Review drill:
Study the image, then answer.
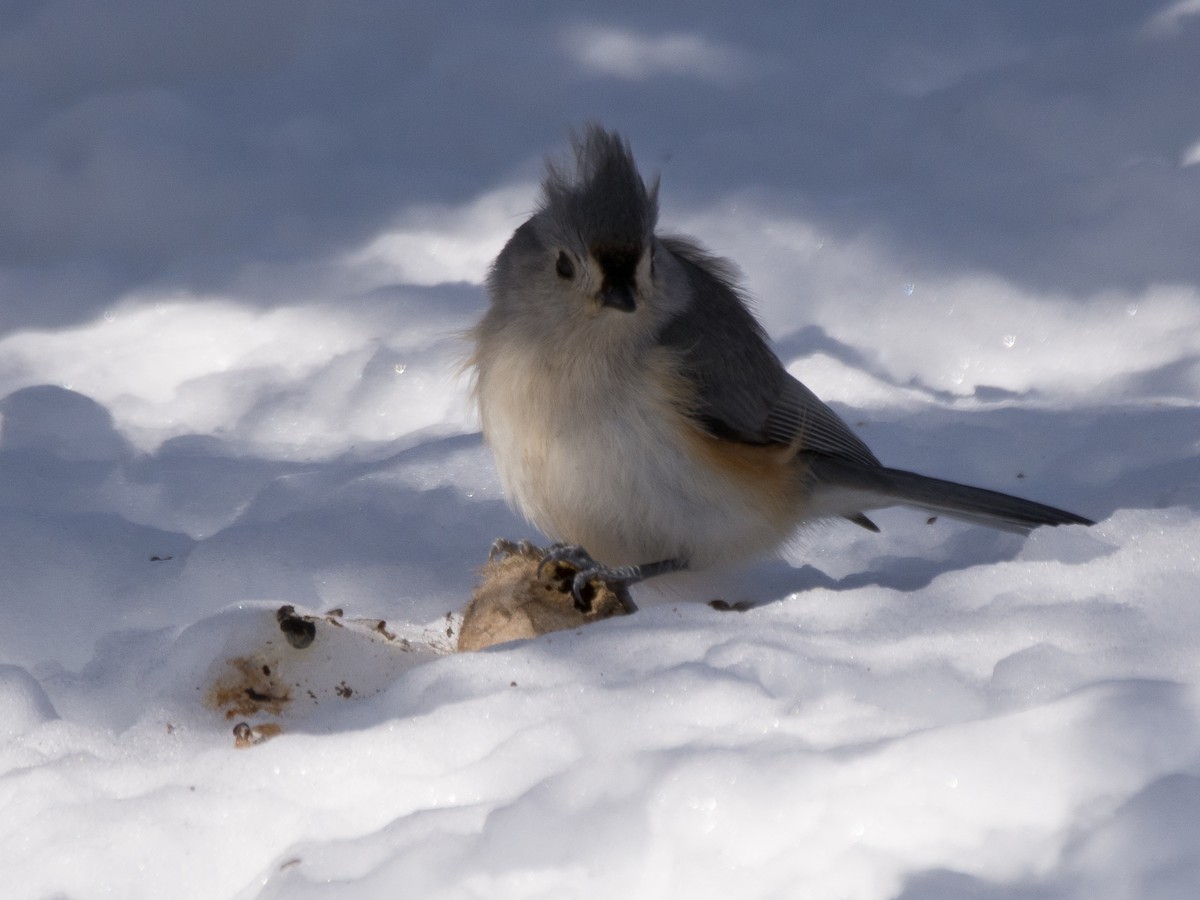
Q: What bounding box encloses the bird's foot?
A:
[536,544,686,614]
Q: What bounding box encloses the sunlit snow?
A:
[2,4,1199,899]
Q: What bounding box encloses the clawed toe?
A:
[488,538,544,561]
[489,541,680,616]
[535,543,596,578]
[536,544,638,614]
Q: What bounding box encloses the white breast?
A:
[476,338,794,568]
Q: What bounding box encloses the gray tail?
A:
[809,457,1094,534]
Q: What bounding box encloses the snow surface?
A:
[3,3,1200,898]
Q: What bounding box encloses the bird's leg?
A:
[536,544,688,613]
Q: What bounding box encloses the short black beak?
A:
[600,282,637,313]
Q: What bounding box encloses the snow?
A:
[2,3,1199,898]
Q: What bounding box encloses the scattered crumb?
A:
[276,605,316,649]
[708,599,756,613]
[373,620,396,641]
[233,721,284,748]
[206,657,291,719]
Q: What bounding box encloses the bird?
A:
[470,124,1092,610]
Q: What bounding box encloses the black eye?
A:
[555,251,575,280]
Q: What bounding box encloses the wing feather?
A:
[657,237,879,468]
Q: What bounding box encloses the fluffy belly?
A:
[481,363,802,568]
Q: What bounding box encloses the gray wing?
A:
[655,240,1091,536]
[657,236,880,469]
[767,375,880,468]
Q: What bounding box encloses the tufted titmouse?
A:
[472,125,1092,609]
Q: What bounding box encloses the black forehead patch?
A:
[592,242,641,287]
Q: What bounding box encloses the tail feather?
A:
[810,457,1094,534]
